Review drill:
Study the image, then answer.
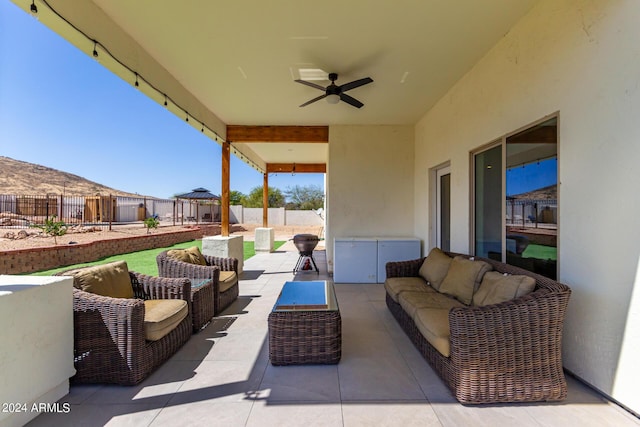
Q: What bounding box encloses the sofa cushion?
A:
[66,260,133,299]
[439,256,492,305]
[167,246,207,266]
[384,277,435,302]
[472,271,536,306]
[414,308,452,357]
[219,271,238,293]
[143,299,189,341]
[398,290,463,319]
[418,248,453,291]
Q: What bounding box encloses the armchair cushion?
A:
[218,271,238,293]
[167,246,207,266]
[143,299,189,341]
[65,260,134,299]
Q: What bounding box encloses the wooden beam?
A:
[263,173,268,228]
[221,141,230,236]
[266,163,326,173]
[227,125,328,143]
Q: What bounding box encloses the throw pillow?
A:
[473,271,536,306]
[418,248,453,291]
[167,246,207,265]
[438,256,492,305]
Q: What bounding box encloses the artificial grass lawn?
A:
[31,240,285,276]
[522,243,557,261]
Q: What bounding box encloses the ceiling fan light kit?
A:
[295,72,373,108]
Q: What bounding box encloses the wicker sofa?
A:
[58,261,192,385]
[156,247,239,316]
[385,249,571,404]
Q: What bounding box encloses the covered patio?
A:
[27,249,638,426]
[7,0,640,423]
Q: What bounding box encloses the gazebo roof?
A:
[175,187,220,200]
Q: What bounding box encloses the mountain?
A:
[510,184,557,200]
[0,156,142,197]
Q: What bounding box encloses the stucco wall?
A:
[326,125,415,272]
[413,0,640,413]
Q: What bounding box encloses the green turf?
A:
[30,240,286,276]
[522,243,557,261]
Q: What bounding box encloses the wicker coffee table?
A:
[268,280,341,365]
[189,278,215,332]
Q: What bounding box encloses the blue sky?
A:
[0,1,324,199]
[507,158,557,197]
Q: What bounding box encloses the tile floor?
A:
[28,249,640,426]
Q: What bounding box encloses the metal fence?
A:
[0,194,221,230]
[506,198,557,228]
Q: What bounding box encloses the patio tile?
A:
[149,401,253,427]
[28,403,162,427]
[341,402,442,427]
[167,360,268,404]
[260,364,341,402]
[246,402,344,427]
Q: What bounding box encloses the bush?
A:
[31,215,67,244]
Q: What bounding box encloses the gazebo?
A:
[174,187,220,224]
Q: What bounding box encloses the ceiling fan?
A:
[295,72,373,108]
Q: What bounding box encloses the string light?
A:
[24,0,267,172]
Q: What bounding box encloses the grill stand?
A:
[294,250,319,273]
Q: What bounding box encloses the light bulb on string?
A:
[134,73,139,87]
[92,40,98,59]
[30,0,38,14]
[163,95,168,107]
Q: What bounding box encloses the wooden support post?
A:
[221,141,230,236]
[263,173,268,228]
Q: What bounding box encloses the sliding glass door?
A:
[473,117,558,279]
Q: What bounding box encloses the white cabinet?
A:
[333,238,378,283]
[377,238,421,282]
[333,237,422,283]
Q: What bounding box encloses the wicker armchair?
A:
[156,250,239,315]
[385,252,571,404]
[57,268,192,385]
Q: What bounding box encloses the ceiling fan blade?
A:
[340,77,373,92]
[295,79,326,91]
[340,93,364,108]
[299,93,328,107]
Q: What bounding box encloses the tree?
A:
[229,190,245,205]
[243,186,285,208]
[284,185,324,210]
[31,215,67,244]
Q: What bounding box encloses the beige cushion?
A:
[167,246,207,265]
[218,271,238,293]
[418,248,453,291]
[144,299,189,341]
[439,256,492,305]
[473,271,536,306]
[384,277,435,302]
[398,290,463,319]
[414,308,452,357]
[66,260,133,299]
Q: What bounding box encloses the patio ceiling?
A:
[19,0,537,169]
